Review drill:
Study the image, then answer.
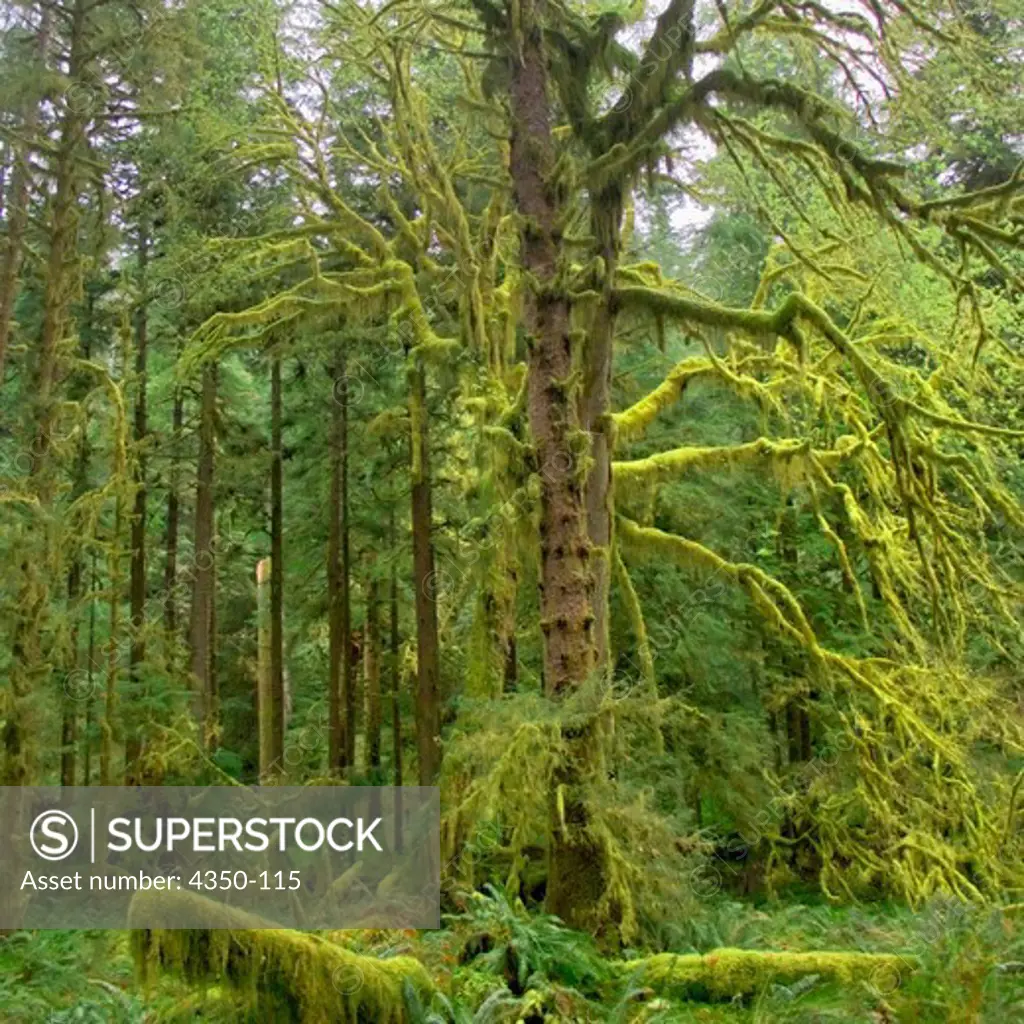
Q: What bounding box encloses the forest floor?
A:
[2,897,1022,1022]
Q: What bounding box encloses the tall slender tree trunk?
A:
[328,355,349,774]
[3,0,89,786]
[778,499,811,765]
[100,498,123,787]
[82,551,97,786]
[60,559,82,788]
[468,535,518,699]
[506,0,603,931]
[409,357,441,785]
[390,510,404,850]
[189,363,217,747]
[269,356,285,774]
[0,139,7,214]
[581,191,624,675]
[163,367,184,642]
[208,546,219,754]
[365,565,382,774]
[0,10,50,392]
[256,558,273,778]
[126,222,149,783]
[341,356,354,770]
[390,511,402,786]
[60,291,95,787]
[99,304,133,786]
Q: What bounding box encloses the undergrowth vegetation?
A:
[4,897,1024,1021]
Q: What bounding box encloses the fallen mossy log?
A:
[129,890,433,1022]
[613,948,917,1001]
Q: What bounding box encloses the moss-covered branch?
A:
[615,948,917,1001]
[612,435,864,486]
[612,355,717,442]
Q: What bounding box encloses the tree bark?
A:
[189,363,217,746]
[365,565,382,774]
[270,356,285,774]
[777,499,811,766]
[0,10,50,392]
[60,559,82,788]
[506,0,603,931]
[409,357,441,785]
[126,221,149,783]
[341,356,355,770]
[390,535,402,781]
[98,300,135,786]
[82,551,98,786]
[60,288,96,787]
[100,497,123,787]
[390,510,404,850]
[256,558,273,779]
[163,377,184,642]
[3,0,89,786]
[468,536,518,699]
[581,191,624,675]
[208,548,219,754]
[509,3,596,696]
[328,355,349,774]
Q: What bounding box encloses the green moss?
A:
[616,948,917,1001]
[129,890,433,1023]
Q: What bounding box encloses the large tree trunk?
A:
[126,222,149,783]
[2,0,88,786]
[0,11,49,391]
[506,0,603,931]
[328,355,350,774]
[269,356,285,775]
[509,12,596,696]
[409,357,441,785]
[189,363,217,747]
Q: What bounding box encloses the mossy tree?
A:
[1,0,1022,963]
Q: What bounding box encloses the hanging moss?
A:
[617,513,1024,905]
[615,948,917,1001]
[129,890,433,1023]
[612,356,716,442]
[612,545,654,690]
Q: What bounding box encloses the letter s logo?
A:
[30,810,79,861]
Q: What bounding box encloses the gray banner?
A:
[0,787,439,929]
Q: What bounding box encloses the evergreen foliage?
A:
[0,0,1022,1016]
